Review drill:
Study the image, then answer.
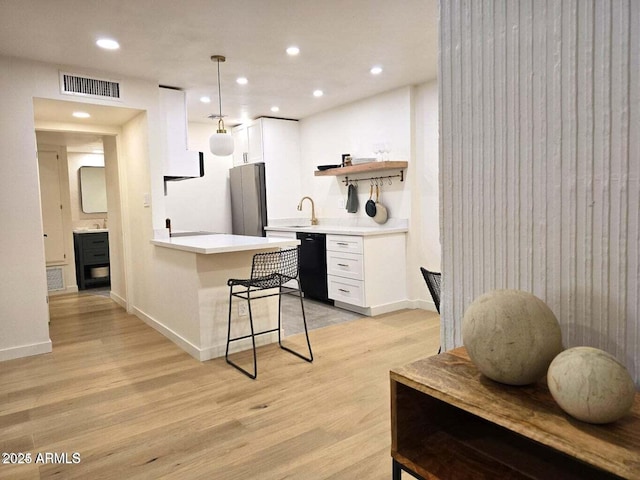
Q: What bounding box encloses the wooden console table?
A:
[390,347,640,479]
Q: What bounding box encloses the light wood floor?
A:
[0,293,440,479]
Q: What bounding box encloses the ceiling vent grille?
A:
[59,72,121,100]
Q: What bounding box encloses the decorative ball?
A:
[462,289,563,385]
[547,347,636,424]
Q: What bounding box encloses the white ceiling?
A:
[0,0,438,126]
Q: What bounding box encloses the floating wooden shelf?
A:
[314,161,408,177]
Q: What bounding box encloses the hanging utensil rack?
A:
[342,172,403,186]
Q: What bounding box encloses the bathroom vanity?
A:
[73,230,110,290]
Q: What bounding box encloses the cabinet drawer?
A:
[83,249,110,265]
[266,230,297,239]
[326,234,363,254]
[81,233,109,249]
[328,275,365,307]
[327,251,363,280]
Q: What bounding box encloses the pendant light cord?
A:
[217,58,223,119]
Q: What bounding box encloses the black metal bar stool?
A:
[420,267,442,354]
[225,247,313,379]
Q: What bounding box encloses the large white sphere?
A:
[547,347,636,424]
[462,289,563,385]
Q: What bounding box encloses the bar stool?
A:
[225,247,313,379]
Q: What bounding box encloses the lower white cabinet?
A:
[265,229,407,315]
[327,275,365,306]
[327,251,364,280]
[265,230,297,240]
[327,233,406,315]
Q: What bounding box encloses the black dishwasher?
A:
[296,232,332,304]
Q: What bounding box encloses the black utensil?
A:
[365,184,377,217]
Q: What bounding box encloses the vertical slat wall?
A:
[439,0,640,383]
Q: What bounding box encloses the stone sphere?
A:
[547,347,636,424]
[462,289,563,385]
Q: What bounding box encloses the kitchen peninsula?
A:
[150,234,299,361]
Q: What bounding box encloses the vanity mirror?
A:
[79,166,107,213]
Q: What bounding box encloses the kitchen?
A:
[3,1,638,479]
[0,1,439,364]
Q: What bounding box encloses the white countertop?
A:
[151,233,299,254]
[264,218,408,236]
[73,228,109,234]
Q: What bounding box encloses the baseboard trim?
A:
[0,340,52,362]
[132,307,203,361]
[110,291,127,310]
[406,298,437,312]
[48,285,79,296]
[333,299,437,316]
[131,307,280,362]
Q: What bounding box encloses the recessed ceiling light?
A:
[96,38,120,50]
[72,111,91,118]
[370,66,383,75]
[286,46,300,56]
[270,106,280,113]
[313,90,324,97]
[236,77,248,85]
[200,96,211,103]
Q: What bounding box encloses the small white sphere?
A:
[547,347,636,424]
[462,290,563,385]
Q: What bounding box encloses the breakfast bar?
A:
[150,234,299,361]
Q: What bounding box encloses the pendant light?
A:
[208,55,234,156]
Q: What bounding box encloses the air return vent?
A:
[59,72,121,100]
[46,267,65,292]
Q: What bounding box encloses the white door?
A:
[38,151,66,264]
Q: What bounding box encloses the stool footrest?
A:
[228,327,280,343]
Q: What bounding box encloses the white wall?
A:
[103,135,127,306]
[164,122,233,233]
[299,84,440,309]
[408,81,440,301]
[0,55,164,361]
[1,56,53,360]
[440,1,640,383]
[299,87,412,222]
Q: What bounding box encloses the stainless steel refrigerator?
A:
[229,162,267,237]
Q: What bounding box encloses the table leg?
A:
[392,459,402,480]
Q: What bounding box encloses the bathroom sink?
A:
[74,228,108,233]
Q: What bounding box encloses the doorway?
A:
[33,97,142,309]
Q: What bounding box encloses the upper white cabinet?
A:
[159,87,201,178]
[232,118,301,219]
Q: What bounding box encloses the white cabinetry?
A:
[327,233,406,315]
[158,87,201,178]
[232,118,301,220]
[265,230,297,240]
[265,229,408,316]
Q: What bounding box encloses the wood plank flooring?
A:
[0,293,440,479]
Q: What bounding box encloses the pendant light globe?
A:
[209,55,234,156]
[209,123,234,156]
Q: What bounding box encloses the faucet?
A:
[297,196,318,225]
